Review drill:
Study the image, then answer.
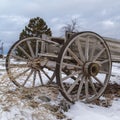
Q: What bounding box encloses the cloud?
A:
[102,20,115,27]
[0,15,28,26]
[0,0,120,54]
[51,18,59,23]
[0,15,30,54]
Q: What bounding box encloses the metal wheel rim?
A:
[6,37,58,88]
[56,31,112,103]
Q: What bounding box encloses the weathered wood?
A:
[103,37,120,62]
[49,35,120,62]
[51,37,65,44]
[56,32,112,103]
[6,37,57,88]
[64,31,120,62]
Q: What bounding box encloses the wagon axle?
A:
[83,62,100,77]
[28,58,41,70]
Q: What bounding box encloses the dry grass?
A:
[0,72,68,120]
[1,66,120,119]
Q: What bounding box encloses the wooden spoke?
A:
[93,48,105,61]
[18,46,32,59]
[48,71,56,84]
[90,41,97,61]
[92,76,104,86]
[41,69,51,80]
[62,71,82,81]
[89,77,97,95]
[10,54,28,61]
[62,62,82,69]
[33,70,36,87]
[75,39,85,62]
[41,41,45,53]
[51,71,56,80]
[14,68,30,79]
[85,78,89,99]
[22,69,34,87]
[9,64,28,68]
[67,76,81,94]
[44,59,49,67]
[36,40,39,57]
[99,70,109,74]
[77,76,85,100]
[38,70,44,85]
[26,40,35,58]
[85,37,89,61]
[100,59,109,64]
[44,65,55,71]
[67,48,83,65]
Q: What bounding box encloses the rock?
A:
[38,96,51,102]
[41,104,67,119]
[59,99,71,112]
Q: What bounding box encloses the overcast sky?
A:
[0,0,120,54]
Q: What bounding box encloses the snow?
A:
[0,58,120,120]
[65,62,120,120]
[65,99,120,120]
[0,105,57,120]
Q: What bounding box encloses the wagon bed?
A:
[103,37,120,62]
[5,31,120,103]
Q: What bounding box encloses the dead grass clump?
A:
[27,100,40,108]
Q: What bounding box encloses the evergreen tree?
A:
[19,17,52,40]
[15,17,52,58]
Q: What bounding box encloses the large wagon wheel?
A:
[6,37,59,88]
[56,31,112,103]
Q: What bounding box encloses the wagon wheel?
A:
[6,37,58,88]
[56,31,112,103]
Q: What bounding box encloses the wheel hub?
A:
[28,58,41,70]
[83,62,100,76]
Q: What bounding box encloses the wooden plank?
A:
[103,37,120,62]
[46,35,120,62]
[38,53,72,60]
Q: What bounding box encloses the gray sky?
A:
[0,0,120,53]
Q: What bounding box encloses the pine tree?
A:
[16,17,52,58]
[19,17,52,40]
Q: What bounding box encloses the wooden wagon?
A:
[5,31,120,103]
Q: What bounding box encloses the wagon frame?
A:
[5,31,120,103]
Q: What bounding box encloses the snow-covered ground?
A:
[0,58,120,120]
[65,99,120,120]
[65,62,120,120]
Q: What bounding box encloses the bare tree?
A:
[62,18,79,33]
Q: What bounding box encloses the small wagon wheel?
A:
[6,37,58,88]
[56,31,112,103]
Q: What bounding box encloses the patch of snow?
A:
[65,99,120,120]
[0,58,120,120]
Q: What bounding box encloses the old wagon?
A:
[5,31,120,103]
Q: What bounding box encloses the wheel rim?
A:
[56,32,112,103]
[6,37,58,88]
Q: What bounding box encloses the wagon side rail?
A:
[103,37,120,62]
